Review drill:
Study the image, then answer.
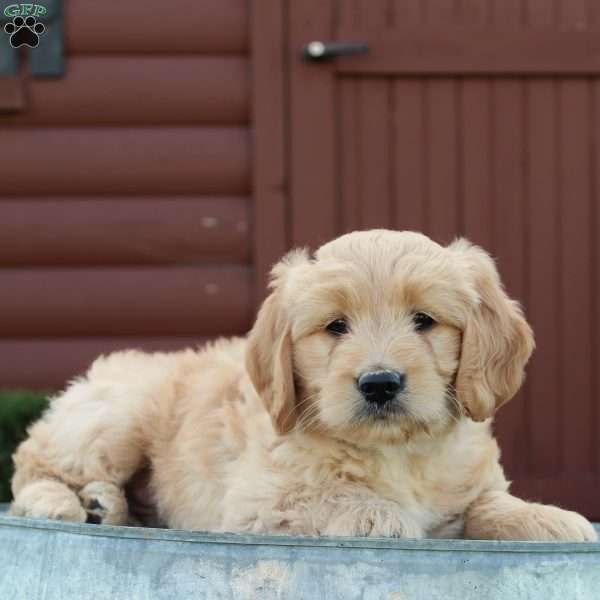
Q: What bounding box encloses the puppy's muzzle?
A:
[357,370,405,406]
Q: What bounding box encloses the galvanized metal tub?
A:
[1,505,599,600]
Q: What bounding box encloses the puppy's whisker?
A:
[299,403,328,433]
[285,392,319,420]
[298,404,322,428]
[296,403,319,425]
[293,398,323,432]
[279,391,321,430]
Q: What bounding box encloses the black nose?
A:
[357,370,405,404]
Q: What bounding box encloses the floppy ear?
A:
[245,288,297,435]
[450,240,535,422]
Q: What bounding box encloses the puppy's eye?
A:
[413,312,436,332]
[326,318,349,336]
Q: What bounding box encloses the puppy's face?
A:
[247,230,534,445]
[290,242,464,442]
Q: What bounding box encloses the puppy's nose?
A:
[357,370,405,404]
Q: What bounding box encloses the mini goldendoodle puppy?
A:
[10,230,597,541]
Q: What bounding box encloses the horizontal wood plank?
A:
[0,57,249,126]
[0,267,252,336]
[0,197,250,266]
[334,29,600,74]
[0,128,249,195]
[0,77,25,112]
[66,0,248,54]
[0,337,213,389]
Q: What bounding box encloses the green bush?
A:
[0,391,49,503]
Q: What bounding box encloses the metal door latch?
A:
[302,40,369,62]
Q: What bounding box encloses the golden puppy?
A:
[10,230,597,541]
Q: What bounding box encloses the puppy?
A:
[10,230,597,541]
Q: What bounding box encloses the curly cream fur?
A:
[10,230,596,541]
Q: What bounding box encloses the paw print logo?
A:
[4,16,45,48]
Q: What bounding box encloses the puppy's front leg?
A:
[320,495,424,539]
[465,490,597,542]
[11,480,87,522]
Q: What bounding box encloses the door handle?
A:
[302,40,369,62]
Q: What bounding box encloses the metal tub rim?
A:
[1,504,599,555]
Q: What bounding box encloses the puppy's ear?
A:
[246,252,309,434]
[450,240,535,421]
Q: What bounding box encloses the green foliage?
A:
[0,391,49,503]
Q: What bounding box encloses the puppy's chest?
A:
[289,451,448,535]
[363,454,435,507]
[280,445,438,510]
[319,448,470,517]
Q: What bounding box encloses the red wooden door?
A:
[287,0,600,518]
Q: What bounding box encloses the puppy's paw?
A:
[527,504,598,542]
[322,501,423,539]
[466,491,598,542]
[79,481,130,525]
[10,480,87,523]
